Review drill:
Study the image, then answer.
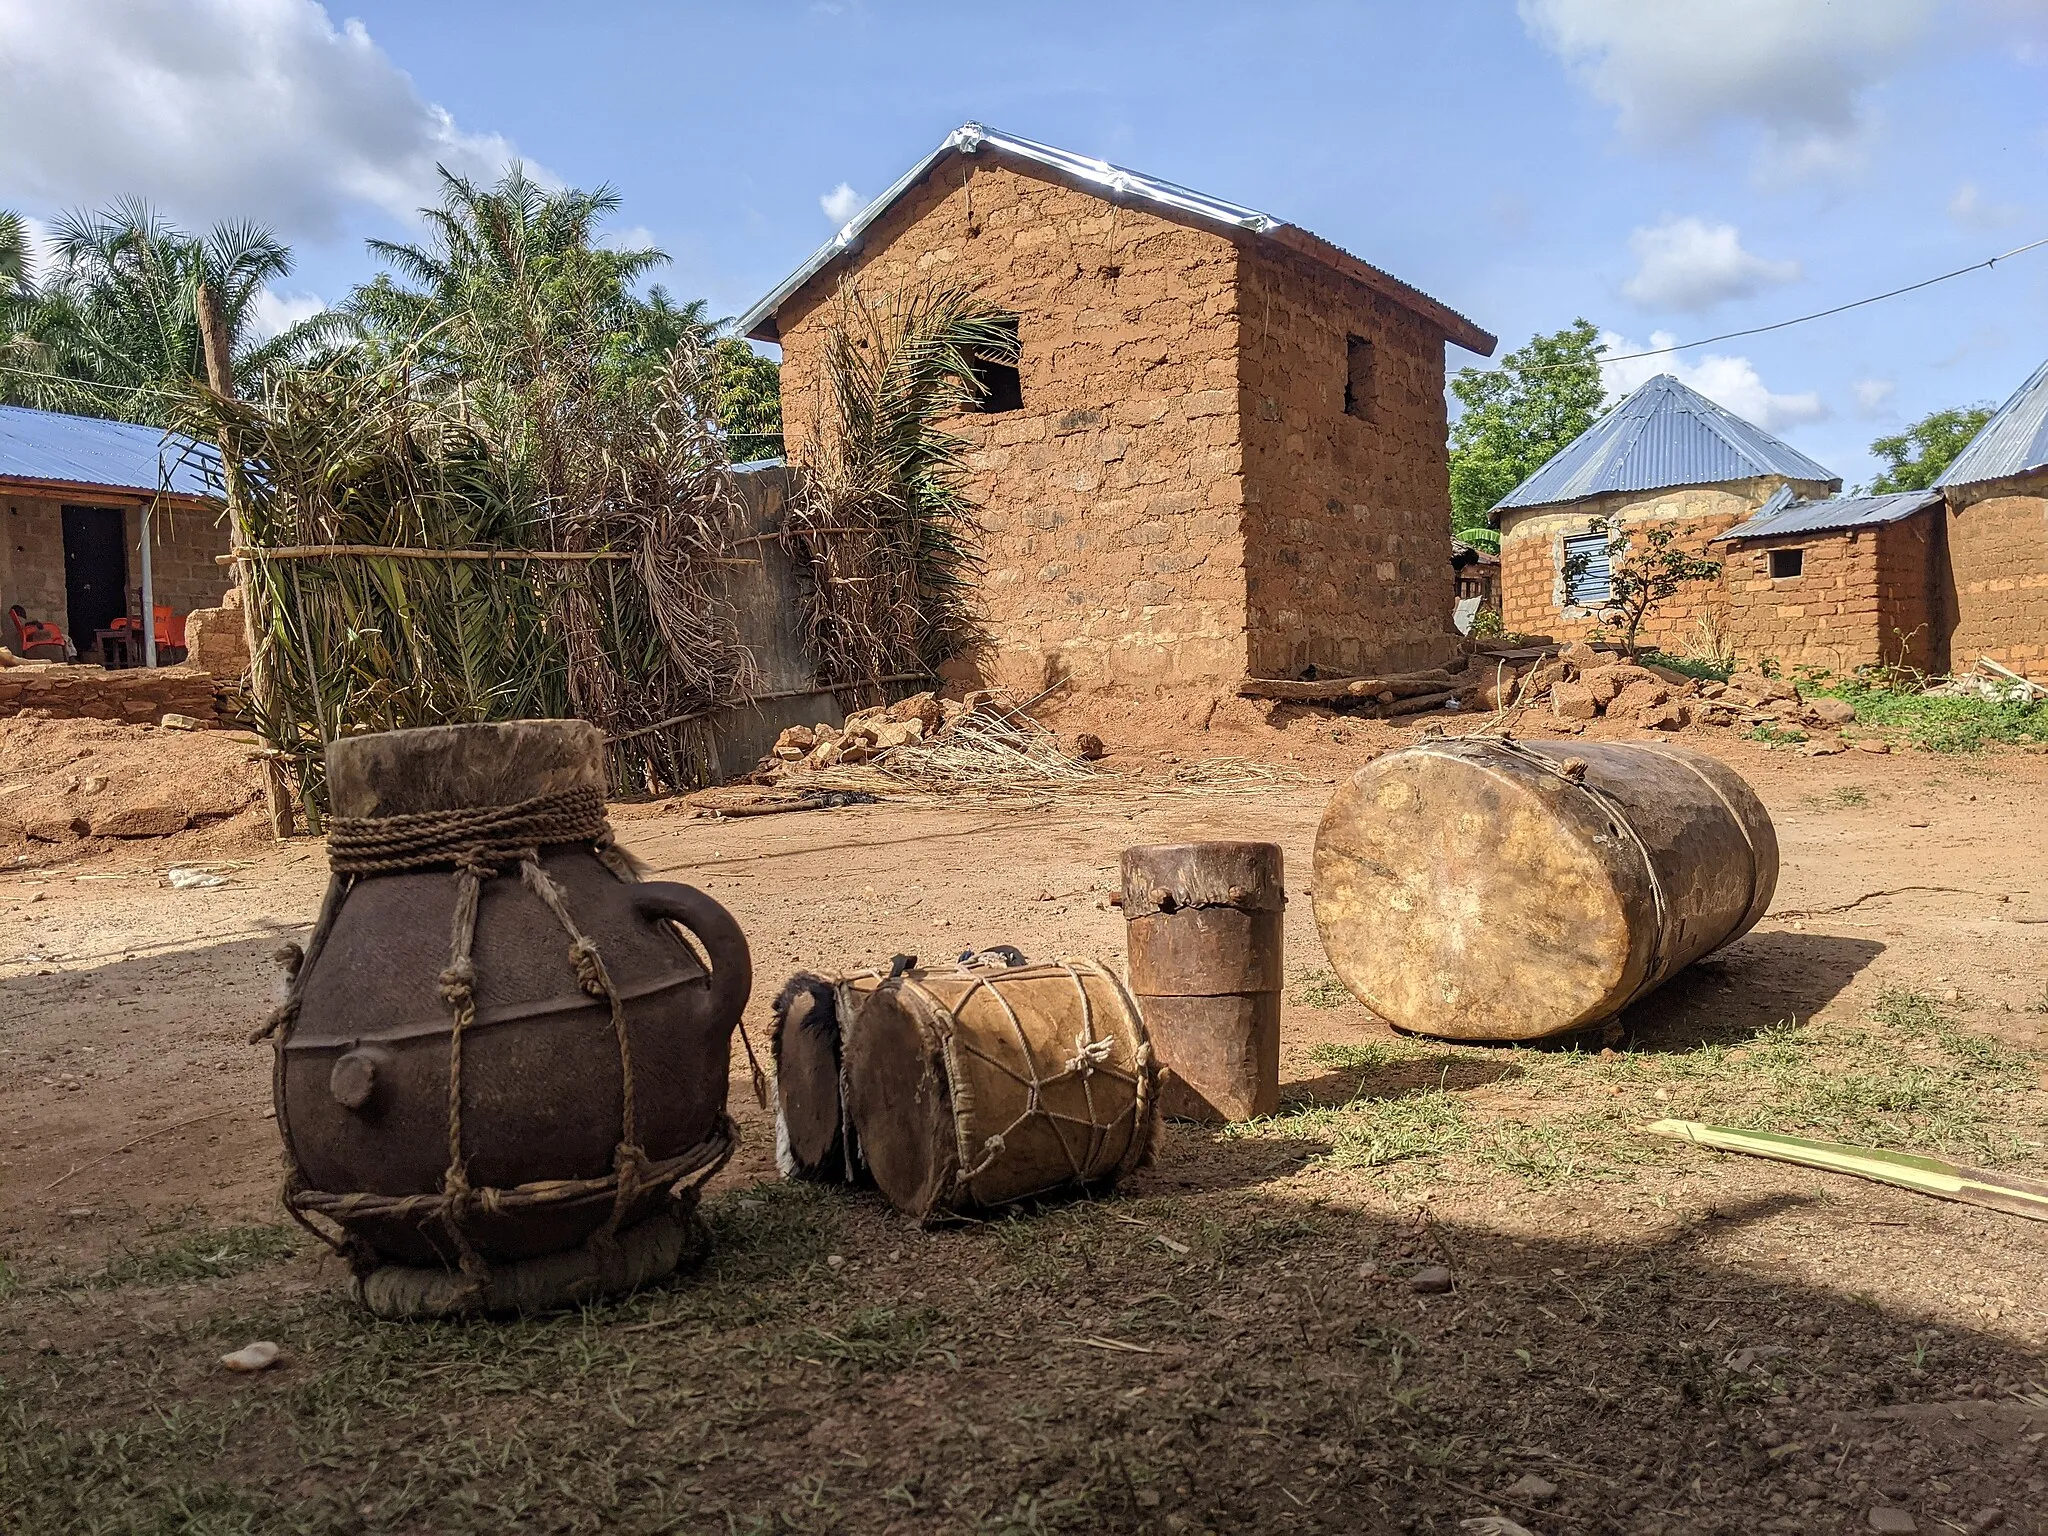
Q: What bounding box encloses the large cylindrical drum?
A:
[839,956,1157,1219]
[1313,739,1776,1040]
[271,721,749,1293]
[1121,842,1283,1123]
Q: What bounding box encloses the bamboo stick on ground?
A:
[1648,1119,2048,1222]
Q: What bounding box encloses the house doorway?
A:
[62,505,128,647]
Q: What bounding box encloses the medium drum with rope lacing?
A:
[830,954,1158,1219]
[1312,739,1777,1041]
[264,720,750,1316]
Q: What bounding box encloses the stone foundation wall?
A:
[0,663,229,724]
[1235,245,1455,677]
[1943,477,2048,679]
[1497,478,1832,656]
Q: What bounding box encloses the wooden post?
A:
[195,283,294,839]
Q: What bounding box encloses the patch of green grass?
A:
[1808,784,1869,809]
[1746,723,1808,747]
[88,1223,301,1290]
[1869,984,1946,1034]
[1289,968,1358,1009]
[1306,1040,1407,1073]
[1815,679,2048,753]
[1641,650,1733,683]
[772,1304,949,1376]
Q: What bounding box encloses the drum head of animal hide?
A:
[842,988,957,1218]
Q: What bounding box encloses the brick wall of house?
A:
[1496,477,1832,654]
[1234,246,1455,677]
[1,492,232,650]
[772,159,1253,694]
[1942,474,2048,679]
[1721,510,1937,674]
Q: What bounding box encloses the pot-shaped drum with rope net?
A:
[1312,739,1777,1041]
[265,721,750,1316]
[794,953,1158,1219]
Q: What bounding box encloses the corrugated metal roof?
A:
[1934,355,2048,489]
[738,122,1494,355]
[0,404,216,500]
[1490,373,1839,519]
[1715,486,1939,542]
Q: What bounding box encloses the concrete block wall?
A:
[1943,476,2048,679]
[1497,478,1831,655]
[774,160,1252,694]
[1235,245,1455,676]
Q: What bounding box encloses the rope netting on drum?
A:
[256,787,735,1307]
[887,956,1155,1204]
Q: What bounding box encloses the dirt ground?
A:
[4,702,2047,1535]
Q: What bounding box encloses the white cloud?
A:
[1852,377,1897,417]
[1622,216,1801,312]
[248,287,327,342]
[1600,329,1827,431]
[597,224,661,254]
[1520,0,1933,175]
[820,183,865,225]
[0,0,539,239]
[1947,181,2023,229]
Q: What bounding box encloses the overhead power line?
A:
[1510,233,2048,375]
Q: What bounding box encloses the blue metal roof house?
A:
[1489,373,1847,664]
[0,405,229,662]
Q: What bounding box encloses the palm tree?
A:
[2,199,301,424]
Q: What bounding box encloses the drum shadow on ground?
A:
[1612,928,1886,1054]
[1277,1053,1525,1113]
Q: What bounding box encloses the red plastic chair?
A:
[8,605,67,662]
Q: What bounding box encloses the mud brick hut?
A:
[0,405,230,661]
[1710,487,1945,672]
[1490,373,1840,657]
[741,123,1497,695]
[1933,355,2048,680]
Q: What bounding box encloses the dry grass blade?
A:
[867,706,1097,795]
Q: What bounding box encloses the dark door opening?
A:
[62,505,128,647]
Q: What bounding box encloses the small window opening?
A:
[968,317,1023,414]
[1344,334,1376,420]
[1769,547,1804,579]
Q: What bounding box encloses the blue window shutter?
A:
[1563,533,1611,606]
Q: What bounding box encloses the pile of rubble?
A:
[1530,643,1869,749]
[764,690,956,774]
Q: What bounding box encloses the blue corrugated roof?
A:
[1934,356,2048,489]
[1715,486,1939,542]
[1490,373,1839,520]
[0,404,217,501]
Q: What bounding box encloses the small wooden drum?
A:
[779,955,1158,1219]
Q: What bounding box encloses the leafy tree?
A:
[1867,404,1995,493]
[1,198,300,424]
[1562,518,1721,658]
[712,337,782,461]
[1448,319,1606,534]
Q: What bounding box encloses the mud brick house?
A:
[1491,374,1839,657]
[1933,356,2048,680]
[741,123,1496,694]
[1710,487,1944,672]
[0,405,229,661]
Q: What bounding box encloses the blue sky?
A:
[3,0,2045,486]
